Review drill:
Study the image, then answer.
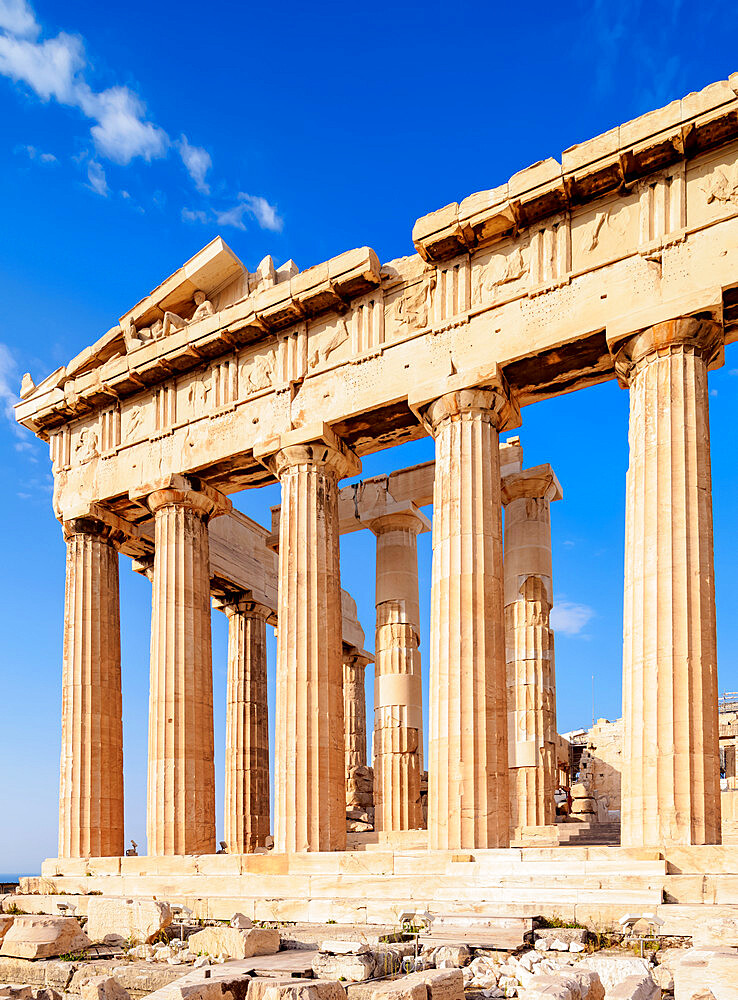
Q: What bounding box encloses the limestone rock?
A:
[0,917,14,943]
[401,968,465,1000]
[230,913,253,929]
[674,948,738,1000]
[576,957,652,992]
[570,783,591,799]
[606,975,658,1000]
[253,982,347,1000]
[432,945,471,968]
[534,929,588,947]
[86,898,173,945]
[79,977,131,1000]
[320,941,370,955]
[312,952,374,982]
[0,916,91,960]
[188,925,279,959]
[346,982,426,1000]
[372,943,415,977]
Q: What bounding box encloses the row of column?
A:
[58,315,723,856]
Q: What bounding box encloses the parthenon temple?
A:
[15,73,738,930]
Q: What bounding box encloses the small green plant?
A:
[60,951,88,962]
[327,919,336,925]
[537,917,582,930]
[5,903,22,915]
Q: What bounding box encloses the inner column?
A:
[217,594,271,854]
[501,461,561,834]
[59,516,124,858]
[423,381,519,849]
[371,509,425,832]
[614,316,722,846]
[269,438,360,853]
[145,479,227,856]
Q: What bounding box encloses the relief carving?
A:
[309,318,349,369]
[188,377,212,416]
[474,246,527,301]
[124,290,215,352]
[241,349,276,394]
[702,162,738,207]
[75,428,99,463]
[390,278,429,331]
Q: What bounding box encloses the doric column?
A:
[343,649,368,772]
[59,516,124,858]
[143,478,229,856]
[263,433,360,853]
[371,509,425,832]
[613,316,722,846]
[216,594,271,854]
[502,463,562,832]
[421,378,519,849]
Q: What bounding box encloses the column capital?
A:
[130,474,231,520]
[342,645,373,670]
[367,504,430,537]
[213,591,273,622]
[254,421,361,481]
[501,464,563,506]
[62,504,140,549]
[611,316,724,386]
[409,363,521,436]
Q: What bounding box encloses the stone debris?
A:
[252,982,347,1000]
[319,942,370,956]
[0,917,91,960]
[311,952,374,983]
[575,957,654,992]
[534,930,588,948]
[86,901,172,947]
[673,947,738,1000]
[423,946,471,969]
[0,919,15,945]
[187,927,279,960]
[229,916,252,931]
[79,977,131,1000]
[606,976,658,1000]
[398,969,464,1000]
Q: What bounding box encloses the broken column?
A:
[257,429,360,852]
[59,515,125,858]
[215,592,271,853]
[501,449,561,833]
[141,476,230,855]
[416,372,519,849]
[612,317,722,846]
[371,508,427,832]
[343,647,374,829]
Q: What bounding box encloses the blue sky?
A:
[2,0,738,873]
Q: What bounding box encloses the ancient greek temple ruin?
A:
[15,74,738,928]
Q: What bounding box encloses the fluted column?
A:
[145,480,226,855]
[59,516,124,858]
[423,381,519,849]
[502,464,561,832]
[344,650,368,771]
[371,510,425,831]
[218,595,271,854]
[268,437,360,853]
[614,317,722,846]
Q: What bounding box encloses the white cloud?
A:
[216,193,283,232]
[182,207,208,224]
[178,135,211,194]
[0,341,31,443]
[551,600,595,637]
[18,142,55,161]
[0,0,38,38]
[82,85,168,164]
[0,29,84,102]
[86,159,108,196]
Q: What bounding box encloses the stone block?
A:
[429,946,471,968]
[534,929,588,947]
[570,784,591,800]
[0,917,14,944]
[674,947,738,1000]
[254,983,347,1000]
[320,941,370,955]
[312,952,374,982]
[0,915,91,959]
[86,898,173,945]
[230,914,253,930]
[401,968,464,1000]
[346,982,426,1000]
[188,926,279,959]
[576,957,652,992]
[606,975,658,1000]
[80,977,131,1000]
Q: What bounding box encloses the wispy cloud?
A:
[18,143,56,162]
[216,193,283,232]
[551,600,595,637]
[182,207,208,224]
[0,0,282,230]
[86,159,108,197]
[0,341,32,446]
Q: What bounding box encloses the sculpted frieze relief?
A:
[241,347,277,395]
[571,197,636,271]
[702,160,738,207]
[387,277,430,338]
[123,290,215,352]
[308,317,350,370]
[472,244,529,306]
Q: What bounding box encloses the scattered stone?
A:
[86,899,172,947]
[431,945,471,969]
[0,916,91,960]
[569,943,585,954]
[312,952,374,982]
[576,957,652,992]
[534,929,588,947]
[0,988,33,1000]
[401,968,464,1000]
[320,941,370,956]
[0,917,15,945]
[346,981,426,1000]
[192,957,209,970]
[187,926,279,960]
[606,975,658,1000]
[674,947,738,1000]
[534,942,548,953]
[253,982,347,1000]
[549,940,569,952]
[79,977,131,1000]
[230,914,252,930]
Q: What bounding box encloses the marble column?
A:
[615,317,722,846]
[269,438,360,853]
[343,649,368,771]
[218,594,271,854]
[423,383,519,849]
[502,464,561,832]
[146,481,224,856]
[59,516,124,858]
[371,510,425,832]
